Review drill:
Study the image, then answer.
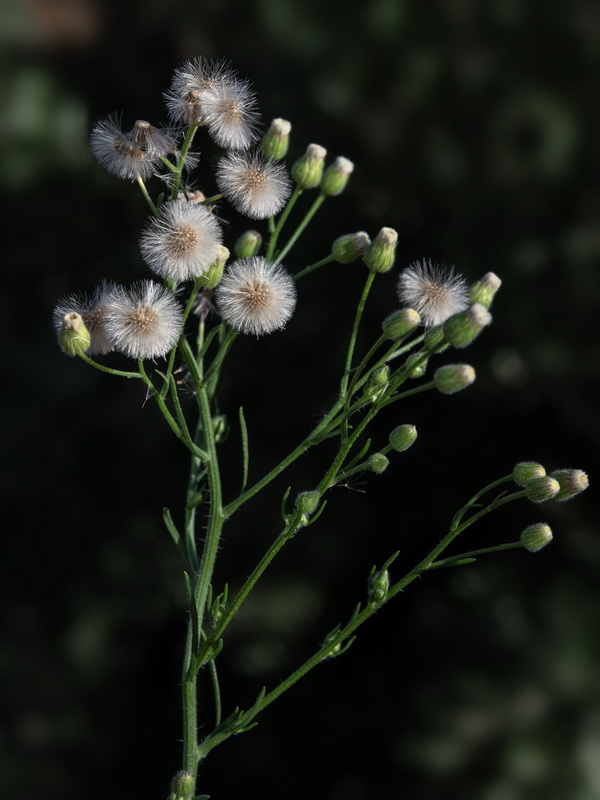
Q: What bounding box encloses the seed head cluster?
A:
[216,152,291,219]
[397,260,469,327]
[91,117,177,181]
[216,258,297,336]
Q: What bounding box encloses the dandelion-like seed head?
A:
[216,152,291,220]
[397,259,469,327]
[104,281,183,360]
[140,199,223,282]
[90,117,176,181]
[216,257,297,336]
[53,281,120,355]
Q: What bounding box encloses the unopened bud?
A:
[364,365,389,401]
[363,227,398,274]
[321,156,354,196]
[469,272,502,309]
[234,230,262,259]
[382,308,421,340]
[444,303,492,348]
[524,475,560,503]
[292,143,327,189]
[520,522,553,552]
[332,231,371,264]
[260,118,291,160]
[424,325,449,353]
[368,568,390,606]
[512,462,546,487]
[368,453,389,473]
[58,312,91,357]
[389,424,418,452]
[550,469,589,502]
[169,770,195,800]
[294,490,320,516]
[434,364,476,394]
[198,245,229,288]
[405,352,428,378]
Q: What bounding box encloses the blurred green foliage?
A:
[2,1,598,799]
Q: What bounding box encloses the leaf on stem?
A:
[238,406,249,492]
[184,571,200,656]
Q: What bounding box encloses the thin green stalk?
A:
[340,271,376,397]
[273,193,326,266]
[136,176,159,215]
[293,254,335,281]
[171,122,199,200]
[266,185,303,261]
[427,541,524,569]
[79,353,141,379]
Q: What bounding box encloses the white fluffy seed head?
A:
[90,117,176,180]
[216,152,291,219]
[215,257,297,336]
[139,199,223,282]
[200,79,260,150]
[397,260,469,327]
[53,281,120,355]
[103,281,183,359]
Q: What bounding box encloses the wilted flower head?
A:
[139,199,223,282]
[397,260,469,327]
[215,257,297,336]
[216,152,291,219]
[91,117,177,180]
[53,282,120,355]
[104,281,183,359]
[165,58,260,149]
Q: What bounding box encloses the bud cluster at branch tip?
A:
[331,232,371,264]
[389,424,418,452]
[321,156,354,196]
[368,453,389,474]
[444,303,492,349]
[363,227,398,273]
[58,312,91,357]
[521,523,553,552]
[512,462,546,487]
[469,272,502,309]
[235,229,263,259]
[382,308,421,340]
[260,118,291,160]
[434,364,476,395]
[524,475,560,503]
[550,469,589,502]
[292,143,327,190]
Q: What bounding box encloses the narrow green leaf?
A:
[162,507,181,548]
[280,486,292,522]
[184,571,200,655]
[239,406,249,492]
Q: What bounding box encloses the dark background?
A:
[2,1,599,798]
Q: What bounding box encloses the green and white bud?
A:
[292,143,327,189]
[405,352,428,378]
[368,453,389,474]
[58,311,91,357]
[389,424,418,452]
[512,461,546,487]
[168,770,195,800]
[550,469,589,502]
[520,522,553,552]
[434,364,476,395]
[331,231,371,264]
[363,365,389,401]
[423,325,449,353]
[382,308,421,340]
[294,490,321,517]
[368,568,390,606]
[321,156,354,196]
[197,245,229,289]
[234,229,262,259]
[444,303,492,349]
[260,118,291,160]
[363,227,398,274]
[524,475,560,503]
[469,272,502,309]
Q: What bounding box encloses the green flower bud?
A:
[260,118,291,160]
[550,469,589,502]
[363,227,398,274]
[512,462,546,487]
[524,475,560,503]
[434,364,476,395]
[320,156,354,196]
[234,230,262,259]
[443,303,492,349]
[197,245,229,289]
[368,453,389,474]
[520,522,553,552]
[389,424,418,452]
[331,231,371,264]
[368,568,390,606]
[292,143,327,189]
[169,770,195,800]
[382,308,421,340]
[405,352,428,378]
[364,365,389,401]
[423,325,448,353]
[469,272,502,309]
[294,490,320,516]
[58,311,91,357]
